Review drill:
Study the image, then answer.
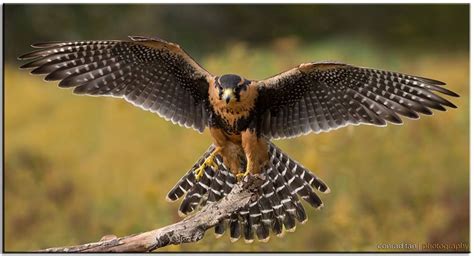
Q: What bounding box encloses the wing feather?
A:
[19,36,213,132]
[256,62,458,139]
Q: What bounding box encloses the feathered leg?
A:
[238,129,269,180]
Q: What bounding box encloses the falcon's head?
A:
[216,74,250,104]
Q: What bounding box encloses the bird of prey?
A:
[19,36,458,243]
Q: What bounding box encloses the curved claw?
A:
[236,168,251,181]
[194,165,206,181]
[194,150,219,181]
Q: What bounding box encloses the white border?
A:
[1,0,473,3]
[2,1,472,254]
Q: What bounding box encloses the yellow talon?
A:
[194,150,219,181]
[236,167,251,181]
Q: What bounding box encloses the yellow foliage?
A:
[5,40,468,252]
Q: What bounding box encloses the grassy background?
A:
[4,4,469,252]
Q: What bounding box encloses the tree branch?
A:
[38,175,263,252]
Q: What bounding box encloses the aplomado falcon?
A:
[19,36,458,243]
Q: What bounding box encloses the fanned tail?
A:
[165,142,330,242]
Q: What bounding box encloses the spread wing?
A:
[18,36,213,132]
[256,62,459,140]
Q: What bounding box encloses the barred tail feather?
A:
[272,217,284,237]
[283,212,297,232]
[177,166,211,216]
[242,213,254,243]
[202,156,228,205]
[274,146,330,193]
[229,213,241,242]
[270,145,325,209]
[165,142,330,242]
[214,219,226,238]
[256,222,271,242]
[166,144,216,202]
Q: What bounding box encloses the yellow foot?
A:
[194,150,219,181]
[236,168,251,181]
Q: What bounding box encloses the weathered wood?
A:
[39,175,264,252]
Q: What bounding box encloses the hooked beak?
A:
[222,88,234,104]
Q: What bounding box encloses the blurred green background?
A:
[4,4,469,252]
